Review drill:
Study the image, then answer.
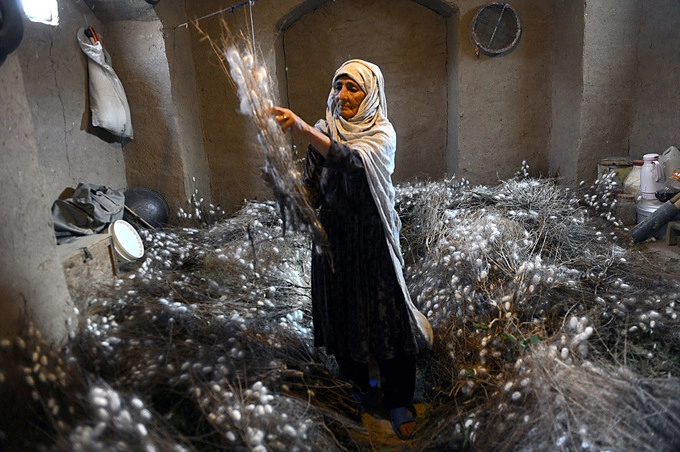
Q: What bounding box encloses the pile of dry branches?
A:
[2,166,680,451]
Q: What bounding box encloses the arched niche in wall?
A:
[277,0,458,182]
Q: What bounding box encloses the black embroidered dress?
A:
[303,140,417,364]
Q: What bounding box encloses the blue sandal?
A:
[350,387,378,415]
[389,407,416,440]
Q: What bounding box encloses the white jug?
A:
[660,146,680,179]
[640,153,665,200]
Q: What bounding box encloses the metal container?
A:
[615,193,637,226]
[597,157,633,190]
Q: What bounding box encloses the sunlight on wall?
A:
[21,0,59,26]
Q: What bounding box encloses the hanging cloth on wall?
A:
[77,27,133,138]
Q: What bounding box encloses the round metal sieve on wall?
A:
[470,2,521,57]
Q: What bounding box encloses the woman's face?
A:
[333,76,366,119]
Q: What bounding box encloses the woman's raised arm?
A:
[269,106,331,158]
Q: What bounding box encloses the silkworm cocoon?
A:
[255,66,267,83]
[243,53,254,69]
[137,424,148,437]
[92,396,108,407]
[225,48,240,67]
[96,407,110,421]
[571,326,594,346]
[568,316,578,331]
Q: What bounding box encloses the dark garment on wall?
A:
[304,141,417,363]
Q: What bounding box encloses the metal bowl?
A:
[123,187,169,228]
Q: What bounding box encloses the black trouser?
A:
[336,354,416,411]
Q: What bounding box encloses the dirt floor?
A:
[635,227,680,274]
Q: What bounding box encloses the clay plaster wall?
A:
[628,2,680,160]
[17,1,127,201]
[13,0,211,217]
[0,0,116,345]
[190,0,680,196]
[189,0,556,214]
[283,0,449,183]
[8,0,211,216]
[0,0,209,344]
[1,53,74,344]
[105,3,212,214]
[551,0,680,185]
[550,0,584,182]
[576,0,642,184]
[456,0,552,183]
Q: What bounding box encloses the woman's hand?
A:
[268,106,332,158]
[269,106,304,134]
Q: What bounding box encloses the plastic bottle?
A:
[623,159,643,196]
[659,146,680,179]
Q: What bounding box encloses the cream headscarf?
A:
[314,59,433,347]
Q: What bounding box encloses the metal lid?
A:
[599,157,632,166]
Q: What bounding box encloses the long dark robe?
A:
[304,141,417,363]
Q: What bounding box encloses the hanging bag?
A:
[77,27,133,138]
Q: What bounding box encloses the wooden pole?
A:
[124,205,155,230]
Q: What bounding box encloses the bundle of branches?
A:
[196,21,329,253]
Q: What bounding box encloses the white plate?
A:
[109,220,144,260]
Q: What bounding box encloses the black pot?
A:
[123,187,169,228]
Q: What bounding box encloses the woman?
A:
[270,59,431,440]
